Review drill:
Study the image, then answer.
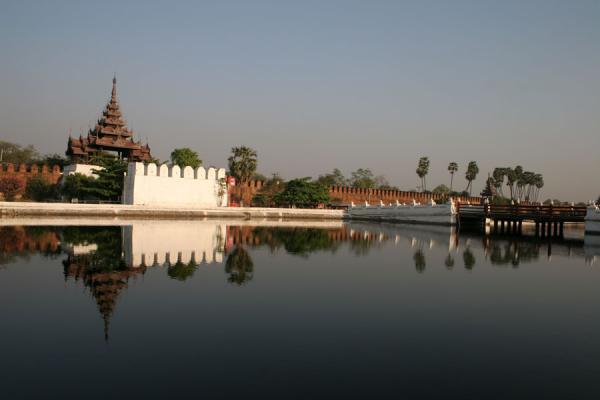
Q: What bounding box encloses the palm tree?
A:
[448,162,458,192]
[228,146,258,183]
[464,161,479,196]
[416,156,430,192]
[492,167,506,197]
[514,165,524,200]
[533,174,544,203]
[505,167,517,200]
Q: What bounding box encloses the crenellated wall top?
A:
[127,162,227,181]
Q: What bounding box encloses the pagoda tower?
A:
[66,77,152,163]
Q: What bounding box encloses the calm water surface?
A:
[1,220,600,399]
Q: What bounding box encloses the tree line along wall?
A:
[0,163,63,199]
[229,181,482,206]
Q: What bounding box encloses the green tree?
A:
[464,161,479,196]
[416,157,430,191]
[432,184,450,196]
[0,141,40,164]
[0,176,25,201]
[251,173,285,207]
[350,168,376,189]
[317,168,347,187]
[25,176,59,201]
[61,173,96,201]
[448,162,458,192]
[273,178,329,208]
[228,146,258,183]
[170,148,202,169]
[89,158,127,201]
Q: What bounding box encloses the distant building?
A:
[66,76,152,163]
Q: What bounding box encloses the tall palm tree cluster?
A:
[416,157,430,191]
[416,158,480,195]
[491,166,544,202]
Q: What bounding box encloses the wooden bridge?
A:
[457,203,587,237]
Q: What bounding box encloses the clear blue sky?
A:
[1,0,599,200]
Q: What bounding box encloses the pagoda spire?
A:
[111,75,117,101]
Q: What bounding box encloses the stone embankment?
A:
[0,202,344,220]
[347,201,456,226]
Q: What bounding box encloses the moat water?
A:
[1,220,599,399]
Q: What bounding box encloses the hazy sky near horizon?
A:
[1,0,599,200]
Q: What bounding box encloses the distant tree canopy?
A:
[0,140,68,167]
[432,184,450,195]
[170,148,202,169]
[0,141,40,164]
[350,168,376,189]
[317,168,347,187]
[228,146,257,183]
[273,178,329,208]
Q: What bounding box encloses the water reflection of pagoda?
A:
[66,77,152,163]
[62,227,146,341]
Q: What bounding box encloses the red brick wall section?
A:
[228,181,482,207]
[0,163,62,200]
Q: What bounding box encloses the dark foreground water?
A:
[1,220,599,399]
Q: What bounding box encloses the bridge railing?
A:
[457,203,587,221]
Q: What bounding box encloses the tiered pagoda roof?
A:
[66,77,152,163]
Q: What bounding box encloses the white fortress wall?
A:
[585,207,600,234]
[122,162,228,207]
[123,220,227,267]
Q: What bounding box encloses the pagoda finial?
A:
[111,75,117,99]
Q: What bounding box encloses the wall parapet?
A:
[128,162,226,181]
[122,162,228,207]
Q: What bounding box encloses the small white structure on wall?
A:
[122,162,228,207]
[63,164,103,178]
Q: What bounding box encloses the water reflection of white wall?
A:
[123,221,227,267]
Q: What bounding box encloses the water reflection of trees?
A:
[463,248,476,270]
[225,246,254,285]
[487,241,540,267]
[235,227,342,256]
[229,226,382,257]
[413,248,426,273]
